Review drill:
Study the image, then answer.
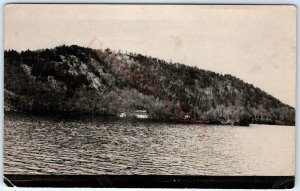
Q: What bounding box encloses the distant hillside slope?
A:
[4,45,295,125]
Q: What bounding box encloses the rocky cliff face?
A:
[4,45,295,125]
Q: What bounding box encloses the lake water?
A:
[4,114,295,176]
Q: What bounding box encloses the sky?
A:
[4,4,296,107]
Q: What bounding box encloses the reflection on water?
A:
[4,113,295,175]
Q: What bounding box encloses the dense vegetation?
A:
[4,45,295,125]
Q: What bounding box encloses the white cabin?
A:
[134,110,149,119]
[184,114,191,120]
[119,112,127,118]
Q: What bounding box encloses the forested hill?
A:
[4,45,295,125]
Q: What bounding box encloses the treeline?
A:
[4,45,295,125]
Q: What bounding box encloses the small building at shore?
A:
[119,110,149,119]
[119,112,126,118]
[133,110,149,119]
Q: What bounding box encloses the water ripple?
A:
[4,114,295,175]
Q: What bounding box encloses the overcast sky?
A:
[4,4,296,107]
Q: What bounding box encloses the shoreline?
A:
[4,111,295,127]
